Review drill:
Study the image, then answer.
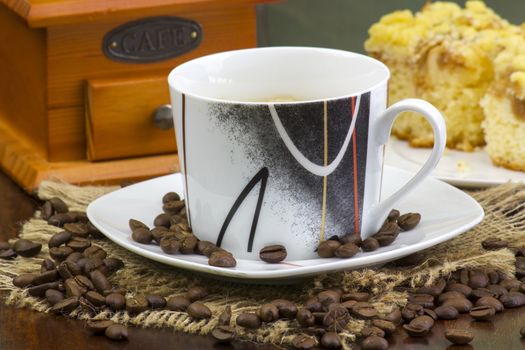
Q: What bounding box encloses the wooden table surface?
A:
[1,171,525,350]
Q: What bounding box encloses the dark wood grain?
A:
[1,170,525,349]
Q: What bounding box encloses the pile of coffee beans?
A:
[8,197,211,343]
[129,192,237,267]
[317,210,421,259]
[10,193,525,349]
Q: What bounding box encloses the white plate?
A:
[385,138,525,188]
[87,166,483,283]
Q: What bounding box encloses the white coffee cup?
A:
[168,47,446,261]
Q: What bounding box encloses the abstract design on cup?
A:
[192,92,371,253]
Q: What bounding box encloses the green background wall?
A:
[257,0,525,53]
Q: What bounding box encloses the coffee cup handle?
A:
[366,99,446,237]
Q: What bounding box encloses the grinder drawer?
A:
[86,75,177,161]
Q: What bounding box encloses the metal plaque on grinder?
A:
[103,16,202,63]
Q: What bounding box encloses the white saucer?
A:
[385,138,525,188]
[86,166,483,283]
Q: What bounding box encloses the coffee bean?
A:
[211,325,236,343]
[41,201,54,220]
[445,329,474,345]
[33,270,59,285]
[374,233,397,247]
[408,294,434,308]
[83,257,104,275]
[445,283,472,297]
[13,239,42,257]
[63,223,90,238]
[482,238,508,250]
[271,299,298,318]
[377,221,401,236]
[218,305,232,326]
[51,296,79,314]
[102,258,124,276]
[146,295,166,309]
[415,279,446,297]
[131,228,152,244]
[13,273,36,288]
[65,252,83,264]
[103,288,126,297]
[361,335,388,350]
[179,236,198,254]
[83,245,107,260]
[163,201,185,215]
[292,334,317,349]
[334,243,359,258]
[87,319,115,334]
[387,209,400,222]
[48,231,72,248]
[57,261,79,279]
[320,332,341,349]
[187,302,211,319]
[488,270,500,284]
[475,296,504,312]
[153,213,172,228]
[500,291,525,308]
[186,286,208,302]
[305,297,323,313]
[434,305,459,320]
[500,278,522,291]
[196,241,219,257]
[442,297,473,313]
[372,319,396,335]
[64,278,86,297]
[469,270,489,289]
[383,307,402,325]
[351,302,378,319]
[151,227,170,244]
[105,324,128,341]
[129,219,149,232]
[85,291,106,307]
[361,238,379,252]
[470,305,495,320]
[403,324,429,337]
[236,312,261,328]
[167,296,190,311]
[317,290,341,309]
[361,326,385,338]
[323,304,350,332]
[296,308,315,327]
[317,240,341,258]
[339,234,362,246]
[39,258,55,273]
[259,303,280,322]
[259,245,287,263]
[312,312,326,325]
[106,293,126,311]
[45,289,64,305]
[401,303,423,321]
[27,281,60,297]
[409,315,434,330]
[49,246,73,261]
[90,270,111,293]
[162,192,181,203]
[342,292,369,302]
[470,288,495,300]
[423,308,437,320]
[49,197,68,213]
[438,291,465,304]
[48,213,76,227]
[397,213,421,230]
[208,251,236,267]
[126,295,149,314]
[520,326,525,338]
[0,248,16,260]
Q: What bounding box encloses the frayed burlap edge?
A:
[1,181,524,349]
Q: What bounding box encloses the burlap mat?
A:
[1,180,524,349]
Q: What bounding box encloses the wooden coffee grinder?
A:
[0,0,273,190]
